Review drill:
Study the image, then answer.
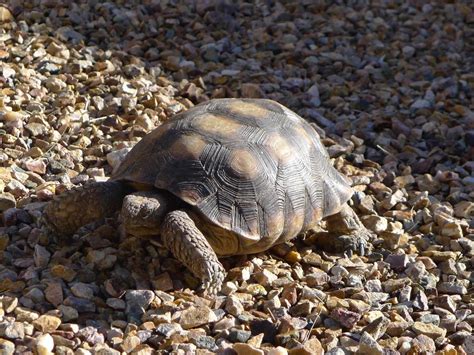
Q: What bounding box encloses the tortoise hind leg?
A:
[162,210,226,295]
[43,181,129,235]
[317,203,374,256]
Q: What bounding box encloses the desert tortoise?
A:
[44,98,372,294]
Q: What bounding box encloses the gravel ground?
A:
[0,1,473,354]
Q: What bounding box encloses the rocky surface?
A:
[0,1,473,354]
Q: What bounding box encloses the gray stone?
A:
[307,84,321,107]
[326,348,346,355]
[71,283,94,300]
[64,296,96,313]
[225,295,244,317]
[358,331,383,354]
[58,305,78,322]
[24,288,45,303]
[437,282,467,295]
[436,295,457,313]
[362,316,390,340]
[33,244,51,267]
[413,290,429,311]
[461,335,474,353]
[106,148,132,171]
[402,45,416,58]
[418,313,440,326]
[385,254,409,271]
[191,335,216,350]
[77,326,105,345]
[365,280,382,292]
[411,98,432,110]
[0,321,24,339]
[155,323,183,337]
[0,296,18,313]
[125,290,155,322]
[412,334,436,353]
[106,298,126,310]
[228,329,251,343]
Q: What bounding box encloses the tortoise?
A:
[44,98,372,294]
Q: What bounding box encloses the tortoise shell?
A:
[112,99,353,255]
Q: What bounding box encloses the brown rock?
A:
[50,265,77,282]
[454,201,474,218]
[254,269,278,287]
[288,338,323,355]
[0,193,16,212]
[266,347,289,355]
[330,308,361,329]
[386,321,412,337]
[0,296,18,313]
[233,343,264,355]
[441,222,463,239]
[361,215,388,233]
[225,295,245,316]
[285,251,302,264]
[0,338,15,354]
[0,6,13,22]
[409,334,436,354]
[357,331,383,355]
[45,282,63,306]
[33,315,61,332]
[151,272,174,291]
[0,234,9,251]
[121,335,140,353]
[35,333,54,355]
[24,159,47,175]
[241,83,264,98]
[281,283,298,306]
[412,322,447,339]
[179,306,217,329]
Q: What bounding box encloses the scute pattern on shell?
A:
[112,99,353,254]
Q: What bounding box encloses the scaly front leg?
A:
[161,210,226,295]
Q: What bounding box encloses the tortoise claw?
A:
[200,262,226,296]
[336,229,373,256]
[162,210,227,296]
[313,228,374,256]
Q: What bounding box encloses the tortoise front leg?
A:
[43,181,128,235]
[162,210,226,295]
[120,191,177,237]
[121,194,225,295]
